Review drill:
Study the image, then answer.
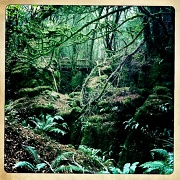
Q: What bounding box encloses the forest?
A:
[5,5,174,174]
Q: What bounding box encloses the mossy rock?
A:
[138,88,151,98]
[25,79,38,88]
[153,86,171,95]
[18,86,52,97]
[133,93,173,130]
[67,97,81,107]
[122,97,131,106]
[114,87,130,95]
[118,130,153,168]
[33,104,56,114]
[98,100,111,113]
[88,115,108,123]
[69,92,81,98]
[80,125,98,148]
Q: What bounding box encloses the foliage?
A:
[123,117,139,130]
[99,162,139,174]
[13,145,46,172]
[31,114,69,136]
[5,5,174,174]
[110,162,139,174]
[140,149,173,174]
[78,145,138,174]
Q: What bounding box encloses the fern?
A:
[23,145,40,164]
[54,164,90,173]
[123,118,139,130]
[129,162,139,174]
[49,128,67,135]
[54,165,66,173]
[14,146,47,172]
[36,163,47,171]
[151,149,169,160]
[162,137,173,148]
[51,152,73,169]
[31,114,68,136]
[54,115,64,121]
[140,149,174,174]
[13,161,35,171]
[109,162,139,174]
[109,167,122,174]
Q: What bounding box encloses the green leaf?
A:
[13,161,35,171]
[109,167,122,174]
[23,145,40,164]
[140,161,164,169]
[61,122,69,129]
[43,122,57,131]
[123,163,131,174]
[36,163,47,171]
[54,165,66,173]
[129,162,139,174]
[54,115,64,121]
[49,128,67,135]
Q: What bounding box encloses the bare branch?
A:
[76,40,145,119]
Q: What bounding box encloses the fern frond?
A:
[140,160,165,174]
[13,161,35,171]
[49,128,67,135]
[54,165,66,173]
[123,163,131,174]
[140,161,164,169]
[68,164,84,173]
[109,166,122,174]
[51,155,65,169]
[62,151,73,158]
[61,122,69,129]
[167,152,174,167]
[151,149,169,160]
[43,122,57,131]
[23,145,40,164]
[54,115,64,121]
[129,162,139,174]
[36,163,47,171]
[45,114,54,124]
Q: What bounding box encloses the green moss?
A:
[153,86,170,95]
[122,97,131,106]
[26,79,38,88]
[98,100,110,107]
[69,92,81,98]
[81,125,97,147]
[67,95,82,107]
[133,92,173,130]
[88,115,105,123]
[33,104,55,114]
[18,86,52,97]
[138,88,151,97]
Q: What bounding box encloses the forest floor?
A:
[4,119,102,173]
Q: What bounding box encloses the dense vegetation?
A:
[5,5,174,174]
